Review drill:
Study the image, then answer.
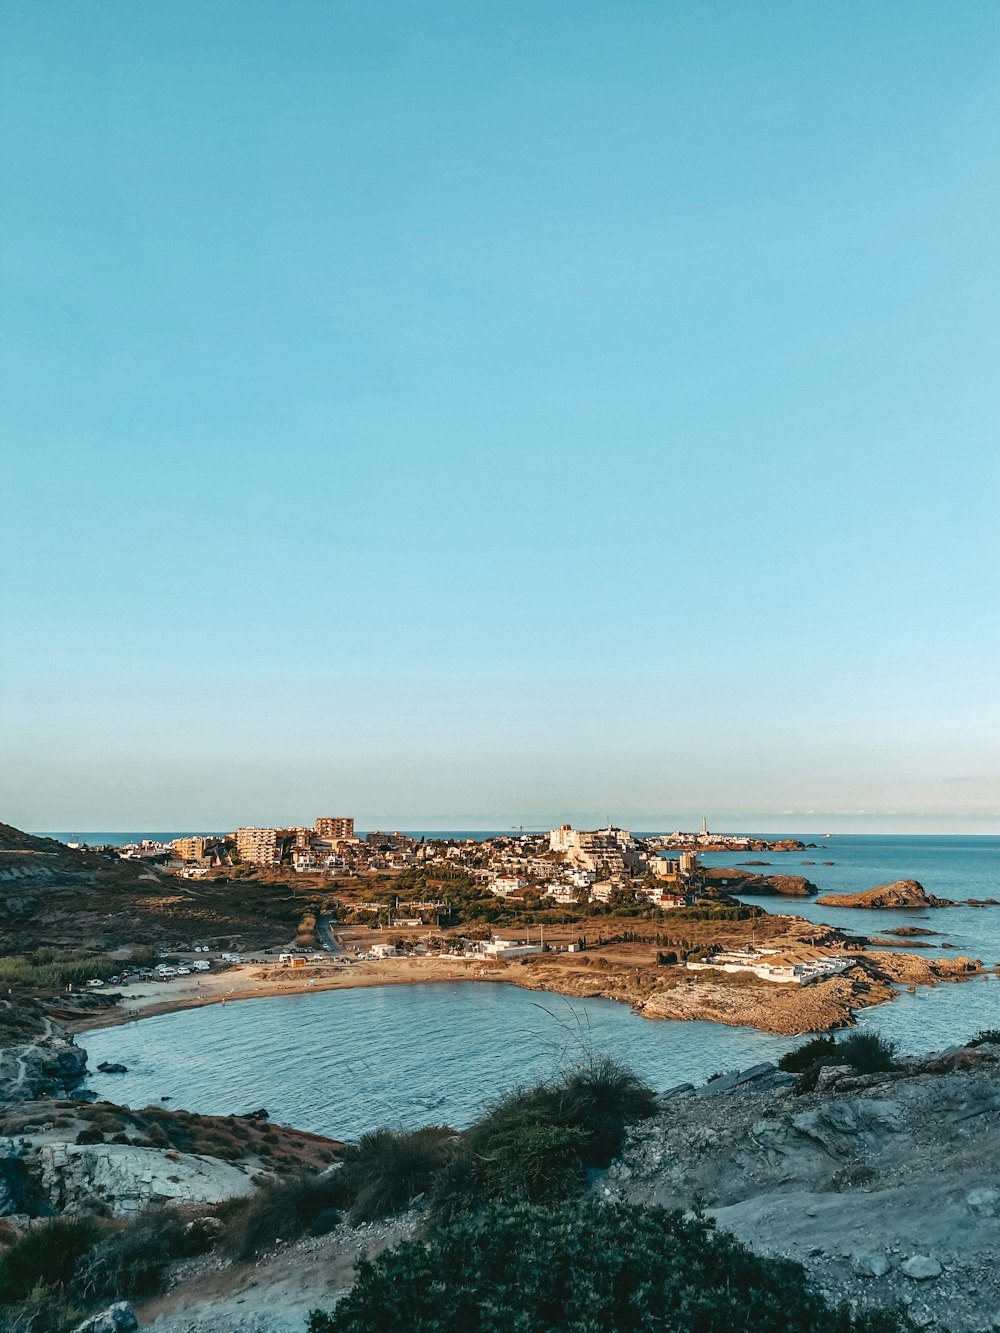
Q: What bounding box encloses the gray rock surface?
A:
[607,1045,1000,1331]
[36,1143,258,1216]
[901,1255,942,1280]
[0,1023,89,1105]
[73,1302,138,1333]
[851,1251,890,1278]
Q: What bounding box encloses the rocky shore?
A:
[6,1042,998,1332]
[509,947,981,1034]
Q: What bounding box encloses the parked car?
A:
[86,979,104,988]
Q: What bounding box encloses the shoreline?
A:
[66,957,508,1033]
[65,945,987,1040]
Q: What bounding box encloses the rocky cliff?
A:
[0,1014,88,1106]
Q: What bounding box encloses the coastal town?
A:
[96,816,810,907]
[47,819,980,1009]
[0,815,992,1333]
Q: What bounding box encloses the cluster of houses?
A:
[362,933,569,963]
[96,819,711,911]
[74,822,800,901]
[165,821,421,875]
[477,825,701,909]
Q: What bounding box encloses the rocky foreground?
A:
[609,1045,1000,1332]
[4,1036,1000,1330]
[37,1042,1000,1333]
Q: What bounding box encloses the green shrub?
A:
[836,1031,897,1074]
[72,1207,199,1303]
[556,1056,656,1166]
[306,1197,904,1333]
[434,1058,656,1215]
[75,1128,104,1146]
[474,1114,587,1204]
[792,1030,898,1092]
[779,1035,838,1073]
[222,1172,346,1260]
[0,1281,83,1333]
[0,1218,104,1304]
[339,1127,455,1224]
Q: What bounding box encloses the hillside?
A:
[0,823,315,955]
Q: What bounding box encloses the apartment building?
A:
[172,836,209,862]
[235,826,279,866]
[315,817,354,841]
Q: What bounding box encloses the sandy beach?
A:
[69,956,505,1032]
[65,934,985,1039]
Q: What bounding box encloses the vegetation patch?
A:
[69,1103,341,1170]
[781,1031,898,1091]
[339,1126,454,1224]
[966,1029,1000,1048]
[432,1056,656,1218]
[0,950,123,991]
[306,1197,904,1333]
[220,1172,346,1260]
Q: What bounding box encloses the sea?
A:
[70,832,1000,1139]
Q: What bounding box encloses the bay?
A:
[79,833,1000,1139]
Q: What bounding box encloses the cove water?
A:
[80,834,1000,1139]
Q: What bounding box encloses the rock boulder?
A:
[816,881,952,910]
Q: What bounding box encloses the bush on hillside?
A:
[466,1098,588,1206]
[222,1171,346,1260]
[779,1035,838,1073]
[338,1126,455,1225]
[306,1197,905,1333]
[0,1218,105,1305]
[557,1055,657,1165]
[72,1207,206,1302]
[433,1057,656,1216]
[0,1282,83,1333]
[786,1030,899,1092]
[837,1031,897,1072]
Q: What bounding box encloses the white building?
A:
[544,882,581,904]
[549,824,580,852]
[482,939,544,959]
[490,876,527,898]
[685,947,853,986]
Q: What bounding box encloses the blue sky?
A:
[2,1,998,832]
